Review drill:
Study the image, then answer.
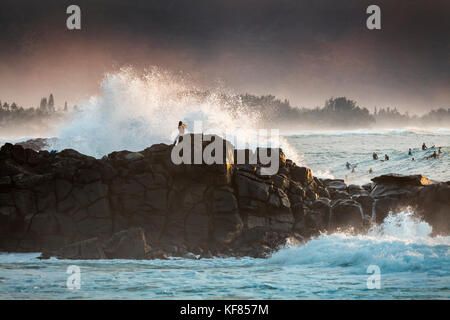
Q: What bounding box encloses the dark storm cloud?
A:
[0,0,449,113]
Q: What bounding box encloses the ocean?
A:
[0,211,449,299]
[285,128,450,185]
[1,129,449,300]
[0,70,449,299]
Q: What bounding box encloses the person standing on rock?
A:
[174,121,187,145]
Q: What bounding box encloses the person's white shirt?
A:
[178,124,186,135]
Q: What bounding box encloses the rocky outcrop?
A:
[15,138,56,152]
[0,135,448,260]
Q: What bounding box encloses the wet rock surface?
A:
[0,135,448,259]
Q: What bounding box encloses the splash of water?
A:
[265,211,450,273]
[51,67,302,163]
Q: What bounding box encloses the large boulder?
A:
[213,212,243,244]
[290,166,313,186]
[104,227,151,259]
[415,183,450,235]
[329,199,364,231]
[294,198,330,236]
[370,183,418,200]
[371,174,432,186]
[235,173,270,203]
[172,134,235,185]
[56,238,106,260]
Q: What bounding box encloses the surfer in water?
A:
[174,121,187,145]
[372,152,378,160]
[346,162,351,170]
[384,154,389,161]
[408,148,412,156]
[422,143,427,150]
[425,151,438,160]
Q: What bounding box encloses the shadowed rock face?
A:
[0,135,448,259]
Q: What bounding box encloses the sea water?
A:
[1,131,449,299]
[0,212,449,299]
[285,128,450,185]
[0,69,449,299]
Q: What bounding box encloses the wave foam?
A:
[265,211,450,273]
[50,67,302,163]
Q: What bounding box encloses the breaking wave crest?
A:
[51,67,302,163]
[266,211,450,273]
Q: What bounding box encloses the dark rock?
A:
[330,189,350,200]
[330,199,364,231]
[372,198,402,224]
[235,173,270,202]
[351,194,374,220]
[415,183,450,235]
[146,249,169,260]
[76,217,112,237]
[87,198,111,218]
[0,140,448,259]
[213,190,238,213]
[290,166,313,185]
[299,199,330,235]
[57,237,106,259]
[124,152,144,161]
[0,176,12,187]
[348,184,369,196]
[185,211,210,246]
[370,183,417,199]
[362,182,374,192]
[0,206,18,232]
[75,168,101,184]
[271,174,290,190]
[324,179,347,191]
[246,214,268,229]
[371,174,432,186]
[13,189,37,216]
[104,227,150,259]
[268,212,294,231]
[55,179,72,201]
[213,212,243,244]
[29,212,59,235]
[11,145,26,164]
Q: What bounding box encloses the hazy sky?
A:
[0,0,449,114]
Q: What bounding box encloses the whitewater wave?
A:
[265,211,450,273]
[48,67,302,164]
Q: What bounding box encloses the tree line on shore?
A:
[236,94,450,128]
[0,94,79,125]
[1,93,449,130]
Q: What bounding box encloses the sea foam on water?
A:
[265,211,450,273]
